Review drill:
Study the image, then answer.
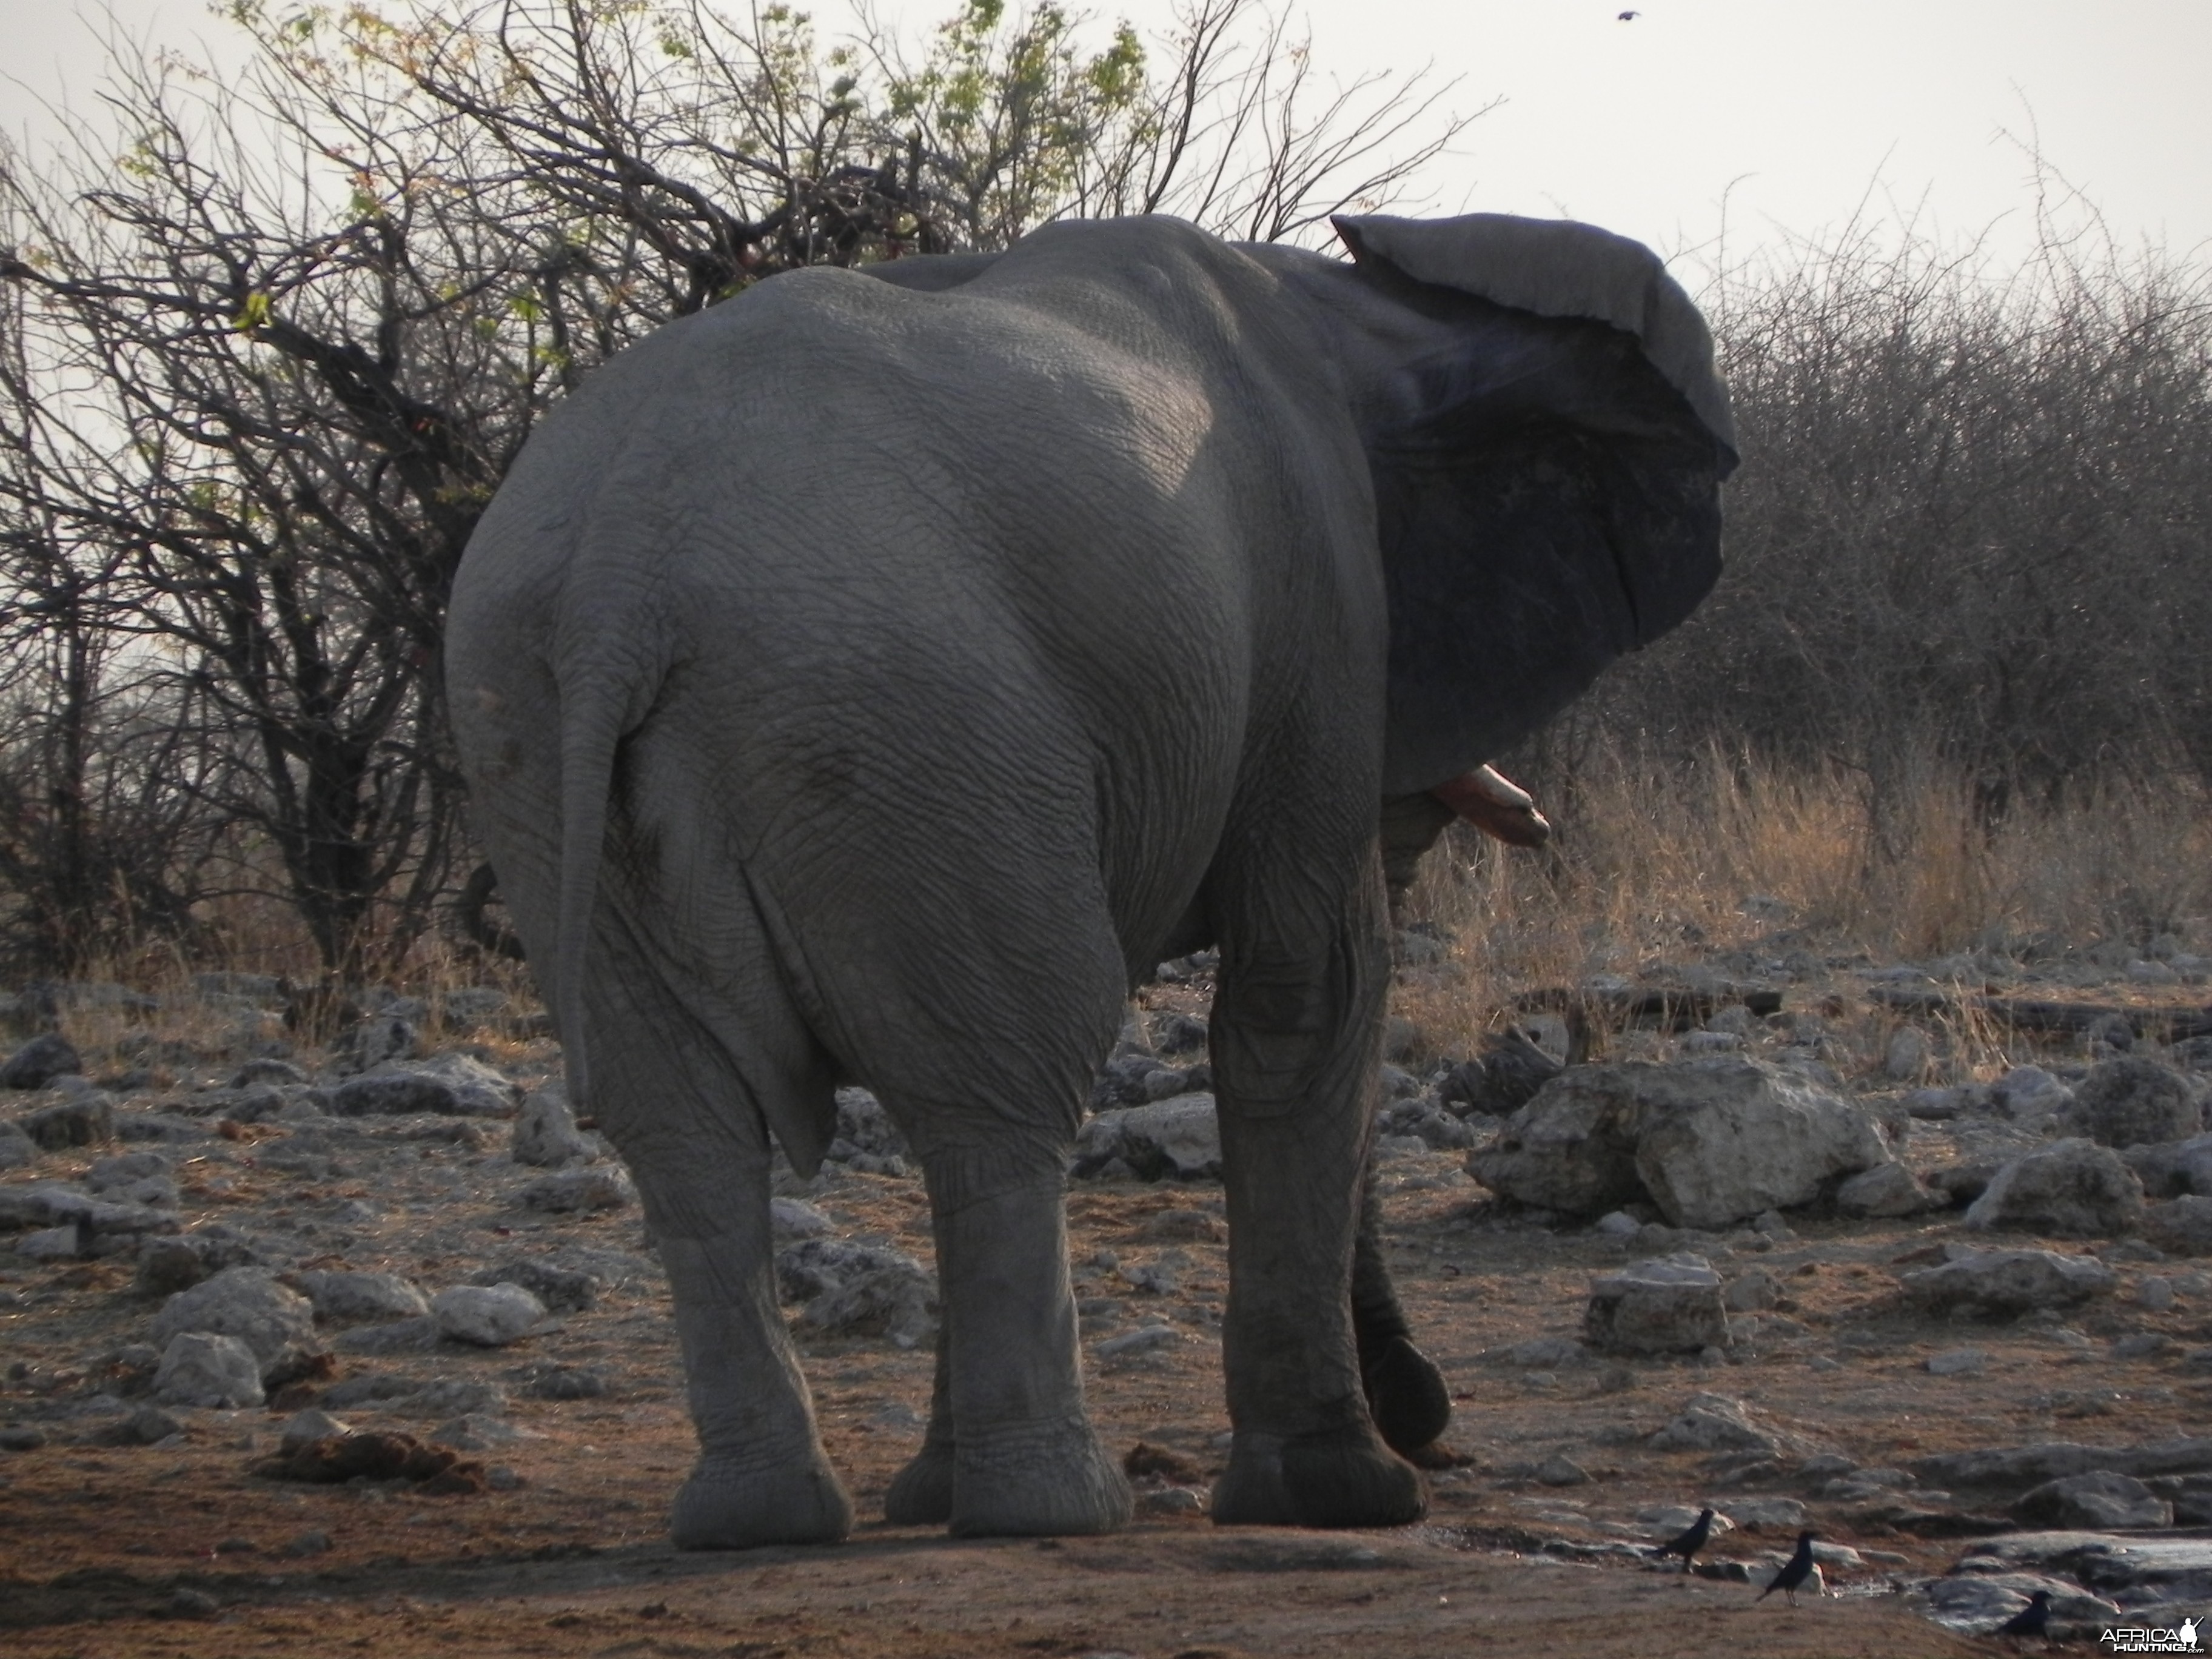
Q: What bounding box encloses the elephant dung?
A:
[1583,1253,1731,1355]
[1075,1093,1222,1181]
[1469,1057,1891,1228]
[1963,1139,2146,1238]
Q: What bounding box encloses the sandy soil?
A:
[4,967,2209,1657]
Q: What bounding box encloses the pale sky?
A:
[2,0,2207,269]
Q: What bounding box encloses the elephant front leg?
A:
[894,1161,1131,1537]
[1205,846,1426,1529]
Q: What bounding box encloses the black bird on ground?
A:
[1649,1507,1714,1573]
[1995,1590,2052,1640]
[1757,1531,1818,1606]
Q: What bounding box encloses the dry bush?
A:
[1396,741,2212,1055]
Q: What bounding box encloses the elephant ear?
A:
[1329,213,1737,796]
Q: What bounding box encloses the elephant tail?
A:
[551,634,668,1114]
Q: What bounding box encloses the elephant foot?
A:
[1211,1424,1426,1529]
[669,1449,854,1549]
[1361,1334,1452,1456]
[947,1415,1132,1538]
[883,1440,955,1526]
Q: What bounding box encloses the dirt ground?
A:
[4,964,2210,1657]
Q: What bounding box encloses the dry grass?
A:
[1396,743,2212,1060]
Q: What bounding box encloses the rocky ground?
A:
[4,930,2212,1658]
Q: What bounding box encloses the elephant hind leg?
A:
[582,903,852,1550]
[1352,1164,1452,1456]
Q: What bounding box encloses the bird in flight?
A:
[1650,1507,1714,1574]
[1758,1531,1818,1606]
[1618,10,1641,18]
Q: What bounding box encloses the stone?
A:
[2011,1470,2174,1529]
[1723,1268,1781,1312]
[122,1404,186,1444]
[827,1087,911,1164]
[2073,1057,2200,1148]
[1586,1253,1731,1354]
[1151,1011,1208,1056]
[280,1409,352,1454]
[1440,1029,1565,1118]
[1074,1094,1222,1181]
[1498,1335,1590,1367]
[1647,1393,1779,1455]
[85,1150,169,1191]
[1960,1532,2212,1604]
[468,1258,603,1313]
[431,1283,547,1346]
[1926,1346,1989,1376]
[149,1267,321,1377]
[1465,1067,1647,1216]
[1726,1496,1807,1530]
[1919,1572,2122,1635]
[1899,1247,2119,1316]
[133,1228,260,1296]
[511,1084,598,1167]
[1993,1065,2074,1122]
[1096,1325,1182,1359]
[517,1165,634,1212]
[289,1270,431,1326]
[431,1412,535,1450]
[1,1032,84,1091]
[774,1238,936,1346]
[2142,1196,2212,1256]
[1631,1061,1893,1228]
[1912,1438,2212,1491]
[2123,1133,2212,1199]
[230,1056,307,1087]
[152,1332,264,1408]
[18,1095,112,1151]
[16,1224,85,1260]
[1884,1025,1931,1081]
[771,1195,839,1239]
[333,1053,523,1118]
[1964,1139,2146,1237]
[0,1426,48,1450]
[330,1316,441,1355]
[340,1011,418,1070]
[1535,1453,1589,1486]
[1835,1161,1942,1218]
[526,1365,609,1401]
[0,1117,38,1168]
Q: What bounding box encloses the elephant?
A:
[446,209,1736,1548]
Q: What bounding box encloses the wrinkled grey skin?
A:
[447,212,1735,1547]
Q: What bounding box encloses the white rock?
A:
[16,1225,83,1261]
[1594,1210,1642,1238]
[1584,1254,1731,1354]
[149,1267,321,1375]
[1727,1497,1807,1530]
[1634,1061,1893,1228]
[153,1331,264,1409]
[1965,1138,2146,1237]
[431,1282,547,1346]
[1095,1325,1182,1359]
[1647,1393,1778,1455]
[431,1412,537,1450]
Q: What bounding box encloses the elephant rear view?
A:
[447,211,1733,1547]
